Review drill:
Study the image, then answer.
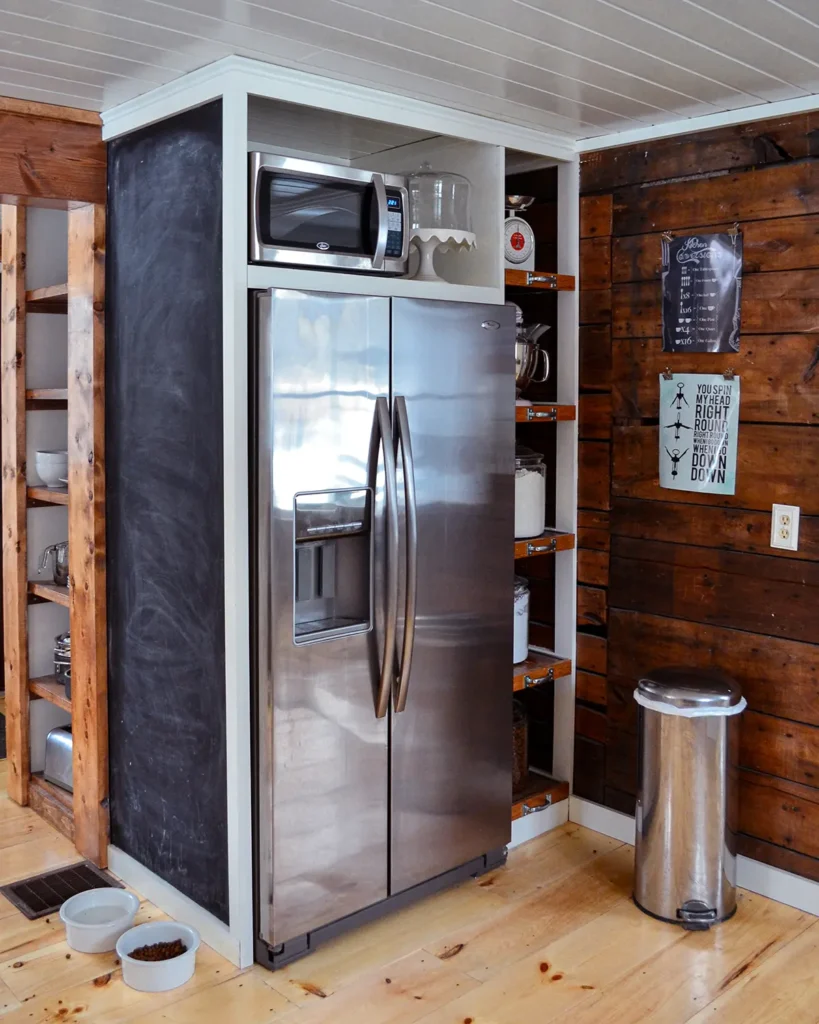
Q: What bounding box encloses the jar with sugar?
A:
[515,445,546,539]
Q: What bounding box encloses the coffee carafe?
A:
[39,541,69,587]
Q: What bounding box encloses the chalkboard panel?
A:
[107,101,228,923]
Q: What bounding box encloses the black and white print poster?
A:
[662,232,742,353]
[659,374,740,495]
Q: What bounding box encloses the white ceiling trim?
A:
[575,90,819,151]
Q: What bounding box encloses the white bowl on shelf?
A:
[116,921,200,992]
[35,450,68,490]
[60,888,140,953]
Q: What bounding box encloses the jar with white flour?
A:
[514,576,530,664]
[515,446,546,539]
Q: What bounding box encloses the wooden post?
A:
[68,202,108,866]
[1,204,30,805]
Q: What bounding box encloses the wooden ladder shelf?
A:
[1,202,108,866]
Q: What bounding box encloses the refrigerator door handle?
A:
[393,395,418,713]
[373,396,399,719]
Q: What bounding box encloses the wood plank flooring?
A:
[2,758,818,1023]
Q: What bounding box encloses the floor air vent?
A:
[0,862,122,920]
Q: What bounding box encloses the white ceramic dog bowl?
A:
[116,921,200,992]
[60,888,140,953]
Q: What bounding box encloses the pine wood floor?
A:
[2,758,818,1023]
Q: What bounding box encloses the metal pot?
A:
[39,541,69,587]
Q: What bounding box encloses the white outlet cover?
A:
[771,504,800,551]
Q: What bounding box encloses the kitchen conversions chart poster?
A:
[659,374,740,495]
[662,232,742,352]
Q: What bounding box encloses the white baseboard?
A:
[568,797,819,920]
[509,799,569,849]
[569,796,636,845]
[108,846,243,967]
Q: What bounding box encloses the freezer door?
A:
[390,298,515,893]
[255,289,391,946]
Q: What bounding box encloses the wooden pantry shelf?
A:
[513,649,572,692]
[26,388,68,409]
[27,581,70,607]
[26,283,68,314]
[29,772,74,842]
[516,404,576,423]
[27,485,68,506]
[505,269,575,291]
[514,529,575,560]
[512,773,570,820]
[29,675,70,712]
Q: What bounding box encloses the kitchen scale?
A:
[504,195,536,271]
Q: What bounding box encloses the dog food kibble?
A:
[129,940,187,962]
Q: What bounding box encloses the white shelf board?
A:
[247,264,503,304]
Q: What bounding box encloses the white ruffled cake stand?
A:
[409,228,477,282]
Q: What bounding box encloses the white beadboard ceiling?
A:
[2,0,819,143]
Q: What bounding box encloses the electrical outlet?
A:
[771,504,800,551]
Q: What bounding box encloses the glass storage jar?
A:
[515,445,546,539]
[513,699,529,793]
[406,162,473,232]
[514,576,530,664]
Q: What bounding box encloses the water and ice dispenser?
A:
[293,487,372,643]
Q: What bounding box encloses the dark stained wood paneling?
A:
[576,670,607,706]
[613,214,819,283]
[610,537,819,643]
[605,724,638,795]
[576,704,607,744]
[604,787,636,816]
[580,113,819,193]
[612,425,819,515]
[578,441,611,510]
[579,325,612,392]
[577,584,608,628]
[579,393,612,439]
[740,711,819,787]
[0,110,105,204]
[580,288,612,325]
[611,497,819,563]
[612,161,819,236]
[580,236,611,290]
[577,509,610,552]
[608,610,819,728]
[577,548,609,588]
[739,770,819,861]
[580,194,612,238]
[612,270,819,338]
[573,735,606,804]
[576,632,607,676]
[611,336,819,424]
[738,835,819,884]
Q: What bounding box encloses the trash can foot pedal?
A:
[677,900,718,931]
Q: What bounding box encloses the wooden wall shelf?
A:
[505,269,575,291]
[29,675,71,712]
[512,773,570,820]
[513,649,572,692]
[3,202,108,867]
[27,485,68,506]
[516,404,576,423]
[27,581,70,607]
[514,529,575,560]
[26,283,68,314]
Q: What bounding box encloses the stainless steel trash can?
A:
[633,667,746,930]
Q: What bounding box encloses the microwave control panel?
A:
[385,191,405,258]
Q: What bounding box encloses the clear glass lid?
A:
[406,161,473,232]
[515,444,545,469]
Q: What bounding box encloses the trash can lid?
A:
[637,667,743,712]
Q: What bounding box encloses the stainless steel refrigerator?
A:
[253,288,515,968]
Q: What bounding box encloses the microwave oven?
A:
[249,153,410,275]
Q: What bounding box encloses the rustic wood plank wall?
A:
[575,113,819,878]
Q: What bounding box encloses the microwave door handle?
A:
[371,173,389,270]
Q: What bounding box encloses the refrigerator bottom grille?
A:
[256,846,507,971]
